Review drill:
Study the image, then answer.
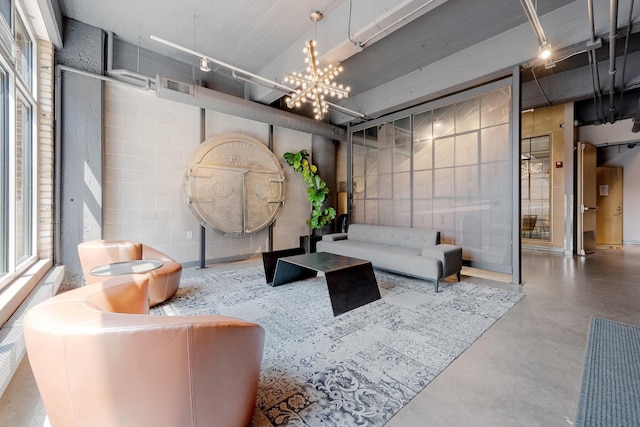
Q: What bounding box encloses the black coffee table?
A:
[270,252,381,316]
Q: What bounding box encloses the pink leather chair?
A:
[77,240,182,306]
[24,274,265,427]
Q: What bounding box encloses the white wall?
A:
[103,82,315,264]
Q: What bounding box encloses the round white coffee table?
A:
[89,260,163,276]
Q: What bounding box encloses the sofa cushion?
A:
[316,240,442,281]
[347,224,440,249]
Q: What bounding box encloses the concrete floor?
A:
[1,247,639,426]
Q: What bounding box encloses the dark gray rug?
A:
[152,265,523,426]
[575,317,640,427]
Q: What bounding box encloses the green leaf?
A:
[282,149,336,230]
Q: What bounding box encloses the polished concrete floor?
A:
[1,247,639,426]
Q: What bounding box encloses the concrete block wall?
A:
[104,82,315,264]
[104,83,200,262]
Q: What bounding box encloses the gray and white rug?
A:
[151,265,523,426]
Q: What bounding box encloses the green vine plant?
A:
[283,149,336,232]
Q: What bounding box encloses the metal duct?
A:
[632,98,640,132]
[155,75,347,142]
[608,0,619,123]
[107,31,155,89]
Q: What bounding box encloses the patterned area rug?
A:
[151,265,523,426]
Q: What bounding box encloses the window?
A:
[521,136,551,240]
[0,0,10,28]
[14,13,31,89]
[15,91,32,263]
[0,0,11,54]
[0,3,36,287]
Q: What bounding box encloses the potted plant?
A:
[283,149,336,250]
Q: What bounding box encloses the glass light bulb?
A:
[539,43,552,60]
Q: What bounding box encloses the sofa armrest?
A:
[322,233,348,241]
[421,244,462,279]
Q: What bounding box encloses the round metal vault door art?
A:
[184,133,285,234]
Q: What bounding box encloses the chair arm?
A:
[421,244,462,278]
[141,244,182,306]
[322,233,348,241]
[24,278,265,427]
[78,240,142,284]
[142,244,175,262]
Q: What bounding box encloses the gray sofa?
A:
[316,224,462,292]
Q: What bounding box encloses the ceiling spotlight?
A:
[199,57,211,72]
[539,42,552,60]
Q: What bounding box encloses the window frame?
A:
[0,0,37,290]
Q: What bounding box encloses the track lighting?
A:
[520,0,552,61]
[539,42,552,60]
[199,57,211,72]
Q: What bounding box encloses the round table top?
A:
[89,260,163,276]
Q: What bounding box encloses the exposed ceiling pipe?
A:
[150,35,293,93]
[587,0,605,124]
[156,75,347,142]
[608,0,619,124]
[622,0,636,128]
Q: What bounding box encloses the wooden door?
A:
[596,167,623,245]
[577,143,597,255]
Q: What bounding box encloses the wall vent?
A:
[164,78,193,95]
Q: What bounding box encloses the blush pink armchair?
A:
[77,239,182,306]
[24,274,265,427]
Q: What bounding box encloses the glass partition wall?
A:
[349,81,515,274]
[520,136,550,240]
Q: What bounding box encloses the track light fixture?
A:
[539,42,552,60]
[519,0,552,61]
[199,57,211,72]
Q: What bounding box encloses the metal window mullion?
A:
[14,89,32,264]
[6,68,15,271]
[0,65,6,275]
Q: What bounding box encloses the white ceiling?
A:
[56,0,640,125]
[59,0,347,73]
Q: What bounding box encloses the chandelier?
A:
[284,12,350,120]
